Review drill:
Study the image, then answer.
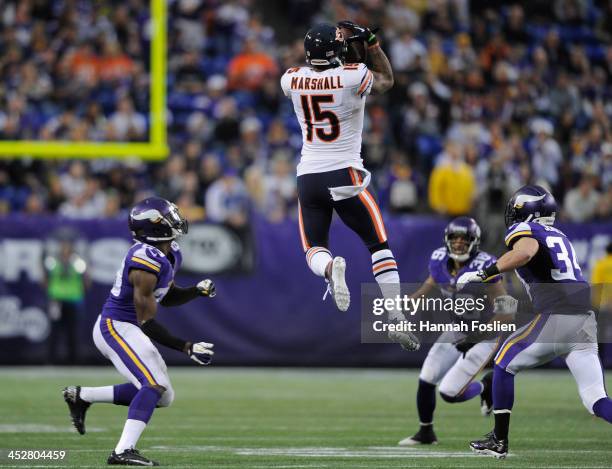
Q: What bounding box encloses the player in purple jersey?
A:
[62,197,217,466]
[458,185,612,459]
[398,217,518,446]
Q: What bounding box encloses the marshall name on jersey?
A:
[429,247,500,322]
[280,63,374,176]
[505,222,591,314]
[102,241,183,324]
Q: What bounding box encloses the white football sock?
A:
[306,247,332,278]
[372,249,402,321]
[115,419,147,454]
[80,386,114,403]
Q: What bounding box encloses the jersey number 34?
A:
[546,236,582,281]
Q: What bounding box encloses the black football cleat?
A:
[480,371,493,416]
[107,448,159,466]
[62,385,91,435]
[469,431,508,459]
[398,426,438,446]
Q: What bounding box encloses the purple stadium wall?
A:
[0,215,609,367]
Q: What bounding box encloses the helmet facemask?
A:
[445,232,477,262]
[163,203,189,238]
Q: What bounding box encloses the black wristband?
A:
[483,263,500,279]
[141,319,187,352]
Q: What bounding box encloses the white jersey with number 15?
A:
[280,63,374,176]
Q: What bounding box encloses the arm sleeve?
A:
[160,285,200,307]
[141,319,187,352]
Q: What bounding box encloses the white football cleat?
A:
[388,329,420,351]
[326,257,350,312]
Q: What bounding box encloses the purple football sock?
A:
[493,364,514,411]
[440,381,483,403]
[593,397,612,423]
[416,379,436,424]
[492,364,514,441]
[113,383,139,406]
[127,386,161,423]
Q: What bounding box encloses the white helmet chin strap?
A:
[144,235,175,242]
[449,252,470,262]
[310,58,331,66]
[448,238,477,262]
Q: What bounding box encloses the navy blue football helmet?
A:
[304,23,346,67]
[129,197,188,243]
[504,185,557,227]
[444,216,481,262]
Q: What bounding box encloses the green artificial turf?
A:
[0,367,610,468]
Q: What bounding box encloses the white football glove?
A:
[188,341,214,365]
[455,270,486,291]
[197,279,216,297]
[493,295,518,315]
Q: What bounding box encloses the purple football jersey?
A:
[102,241,183,324]
[429,246,500,321]
[504,222,590,313]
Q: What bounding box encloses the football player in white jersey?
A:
[280,21,418,350]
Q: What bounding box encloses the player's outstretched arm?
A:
[366,41,394,94]
[160,279,216,307]
[130,269,214,365]
[457,237,539,287]
[411,275,437,299]
[496,237,539,272]
[338,20,393,94]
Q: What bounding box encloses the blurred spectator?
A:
[389,30,426,73]
[428,141,476,216]
[59,177,107,218]
[563,175,601,222]
[529,119,563,189]
[109,96,146,141]
[64,42,99,86]
[388,162,419,213]
[262,152,297,222]
[591,241,612,369]
[205,170,250,228]
[227,37,278,91]
[98,40,135,82]
[43,236,89,365]
[591,242,612,314]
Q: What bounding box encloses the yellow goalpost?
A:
[0,0,168,160]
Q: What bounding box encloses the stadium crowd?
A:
[0,0,610,227]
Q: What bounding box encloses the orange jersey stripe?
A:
[361,189,387,241]
[357,71,373,95]
[298,202,310,251]
[359,192,385,242]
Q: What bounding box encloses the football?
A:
[340,26,367,64]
